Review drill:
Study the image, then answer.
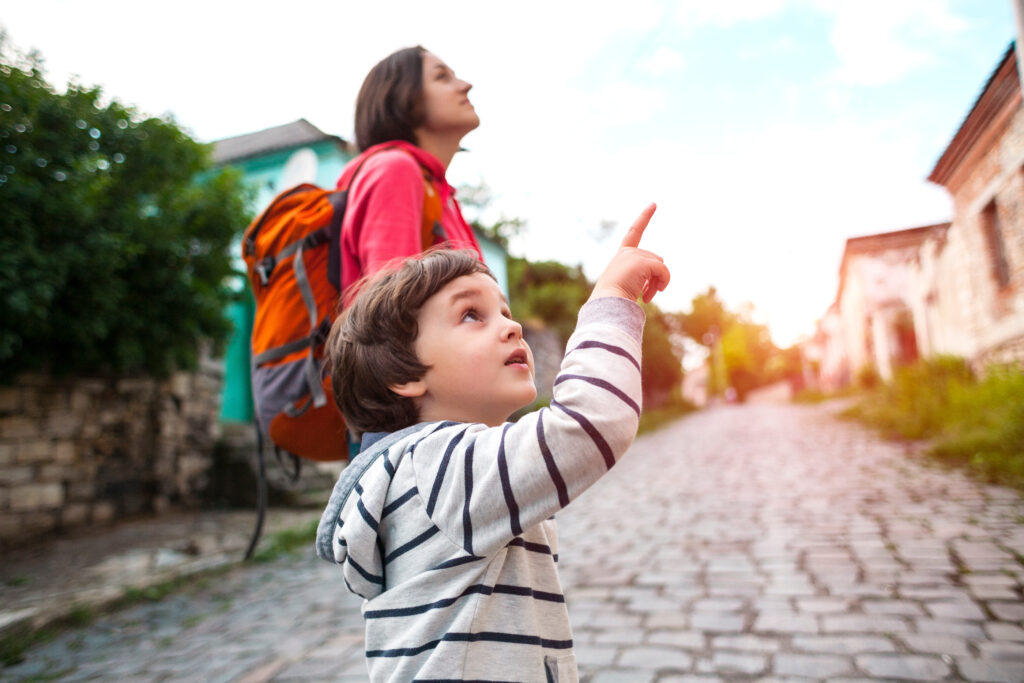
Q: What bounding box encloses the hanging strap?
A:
[244,425,268,561]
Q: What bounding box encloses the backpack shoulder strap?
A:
[418,167,445,250]
[341,144,447,253]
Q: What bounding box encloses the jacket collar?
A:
[361,140,449,189]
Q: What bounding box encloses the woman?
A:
[337,46,484,303]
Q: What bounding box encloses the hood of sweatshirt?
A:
[315,423,437,600]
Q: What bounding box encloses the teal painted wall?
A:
[475,232,509,299]
[220,291,255,421]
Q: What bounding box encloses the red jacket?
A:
[336,141,482,302]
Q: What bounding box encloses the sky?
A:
[2,1,1017,346]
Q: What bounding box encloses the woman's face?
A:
[415,52,479,140]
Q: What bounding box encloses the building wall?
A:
[945,101,1024,366]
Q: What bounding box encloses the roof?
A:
[928,43,1020,187]
[843,223,950,257]
[211,119,350,165]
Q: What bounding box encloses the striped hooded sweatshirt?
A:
[315,297,644,682]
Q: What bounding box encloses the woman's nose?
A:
[458,79,472,94]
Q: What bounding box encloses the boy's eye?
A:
[461,308,481,322]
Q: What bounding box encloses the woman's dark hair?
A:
[354,46,427,151]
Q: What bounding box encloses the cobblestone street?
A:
[4,402,1024,682]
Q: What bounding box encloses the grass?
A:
[842,357,1024,491]
[249,518,320,563]
[638,396,696,434]
[792,385,859,404]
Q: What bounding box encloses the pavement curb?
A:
[0,508,322,646]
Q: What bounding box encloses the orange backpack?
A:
[242,149,443,463]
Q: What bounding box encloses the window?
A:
[981,200,1010,288]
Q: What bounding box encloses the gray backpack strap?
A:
[315,423,428,561]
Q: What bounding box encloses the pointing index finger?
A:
[621,203,657,248]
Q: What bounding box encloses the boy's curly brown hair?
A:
[325,249,492,437]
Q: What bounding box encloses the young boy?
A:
[316,205,669,682]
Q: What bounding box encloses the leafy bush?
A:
[844,357,1024,489]
[855,363,882,390]
[843,356,973,439]
[507,256,592,343]
[930,367,1024,487]
[0,37,252,379]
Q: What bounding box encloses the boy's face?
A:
[393,272,536,427]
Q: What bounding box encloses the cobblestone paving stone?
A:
[3,402,1024,681]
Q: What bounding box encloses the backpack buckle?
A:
[255,256,276,285]
[312,319,332,346]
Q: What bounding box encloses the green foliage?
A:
[637,388,695,434]
[507,256,592,343]
[844,357,1024,490]
[680,286,735,345]
[641,303,684,407]
[0,37,252,379]
[855,363,882,390]
[250,518,320,563]
[680,286,794,401]
[843,356,973,439]
[720,320,775,400]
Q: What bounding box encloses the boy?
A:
[316,205,669,681]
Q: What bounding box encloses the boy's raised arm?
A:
[412,205,671,558]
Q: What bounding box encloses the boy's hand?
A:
[589,203,670,304]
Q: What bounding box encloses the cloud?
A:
[640,47,686,75]
[671,0,791,29]
[818,0,971,86]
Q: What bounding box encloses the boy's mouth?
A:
[505,350,528,367]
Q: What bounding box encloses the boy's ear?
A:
[389,379,427,398]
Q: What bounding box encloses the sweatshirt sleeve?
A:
[344,151,425,276]
[410,296,645,558]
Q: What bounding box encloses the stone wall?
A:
[946,99,1024,364]
[523,324,563,403]
[0,359,223,548]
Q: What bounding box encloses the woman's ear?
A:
[389,379,427,398]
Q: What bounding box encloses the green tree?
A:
[507,256,592,344]
[640,303,684,407]
[0,37,252,379]
[720,320,776,400]
[680,286,737,346]
[680,287,797,401]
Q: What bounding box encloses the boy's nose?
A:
[501,318,522,340]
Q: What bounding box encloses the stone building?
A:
[811,225,949,389]
[927,43,1024,367]
[809,43,1024,387]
